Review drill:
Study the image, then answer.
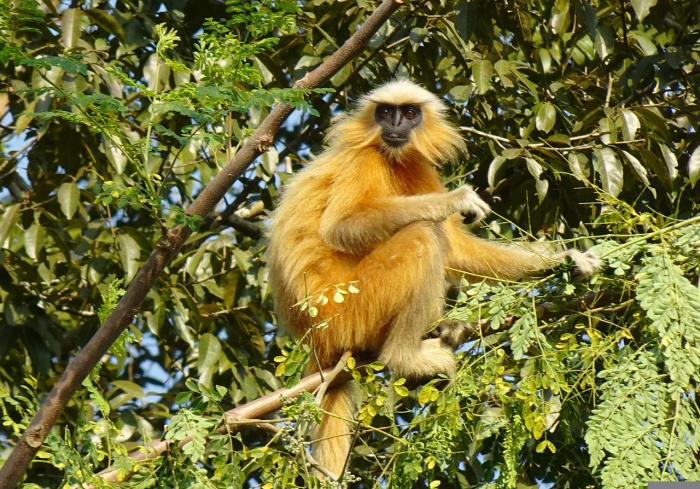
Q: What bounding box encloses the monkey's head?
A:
[331,80,466,166]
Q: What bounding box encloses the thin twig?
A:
[461,125,510,144]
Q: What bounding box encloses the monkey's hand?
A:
[552,249,602,277]
[451,185,491,224]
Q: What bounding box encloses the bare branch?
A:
[0,2,405,487]
[97,360,355,484]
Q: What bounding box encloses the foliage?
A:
[1,0,700,487]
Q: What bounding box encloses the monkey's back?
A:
[267,154,354,342]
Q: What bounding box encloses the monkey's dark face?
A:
[374,104,422,148]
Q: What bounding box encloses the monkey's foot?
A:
[427,319,473,350]
[553,249,602,277]
[381,337,456,383]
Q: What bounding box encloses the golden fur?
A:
[267,80,599,478]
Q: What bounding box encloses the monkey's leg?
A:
[344,222,456,380]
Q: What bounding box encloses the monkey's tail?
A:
[312,381,359,479]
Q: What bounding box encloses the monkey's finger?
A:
[461,202,489,224]
[462,212,479,224]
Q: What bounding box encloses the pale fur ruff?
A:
[329,80,465,165]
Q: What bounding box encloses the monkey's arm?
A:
[444,216,600,280]
[319,185,489,254]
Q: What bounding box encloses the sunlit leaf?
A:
[57,182,80,219]
[621,149,651,188]
[197,333,222,387]
[61,9,83,49]
[619,109,640,141]
[525,158,549,203]
[24,223,45,261]
[593,147,623,197]
[116,233,140,282]
[658,143,679,180]
[0,204,20,247]
[631,0,658,21]
[688,145,700,187]
[550,0,570,34]
[471,59,493,95]
[488,155,508,188]
[535,102,556,133]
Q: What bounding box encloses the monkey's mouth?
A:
[382,134,409,148]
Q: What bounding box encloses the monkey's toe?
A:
[427,319,470,350]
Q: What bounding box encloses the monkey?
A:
[266,79,600,479]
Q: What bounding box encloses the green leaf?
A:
[631,0,658,21]
[116,233,140,282]
[57,182,80,219]
[84,8,126,44]
[418,385,438,404]
[525,158,549,203]
[658,143,678,180]
[568,152,590,180]
[593,147,623,197]
[688,145,700,187]
[471,59,493,95]
[619,108,640,141]
[632,107,672,141]
[535,102,556,133]
[24,223,46,260]
[394,384,409,397]
[488,156,508,188]
[110,380,145,402]
[538,48,552,73]
[638,147,673,189]
[0,204,20,247]
[61,9,83,50]
[197,333,222,387]
[599,116,617,144]
[550,0,570,34]
[594,24,614,60]
[620,150,651,188]
[632,31,658,56]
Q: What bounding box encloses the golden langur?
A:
[267,80,599,478]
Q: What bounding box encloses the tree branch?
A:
[0,2,405,487]
[97,355,356,484]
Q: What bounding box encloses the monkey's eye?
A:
[377,106,392,120]
[403,108,417,120]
